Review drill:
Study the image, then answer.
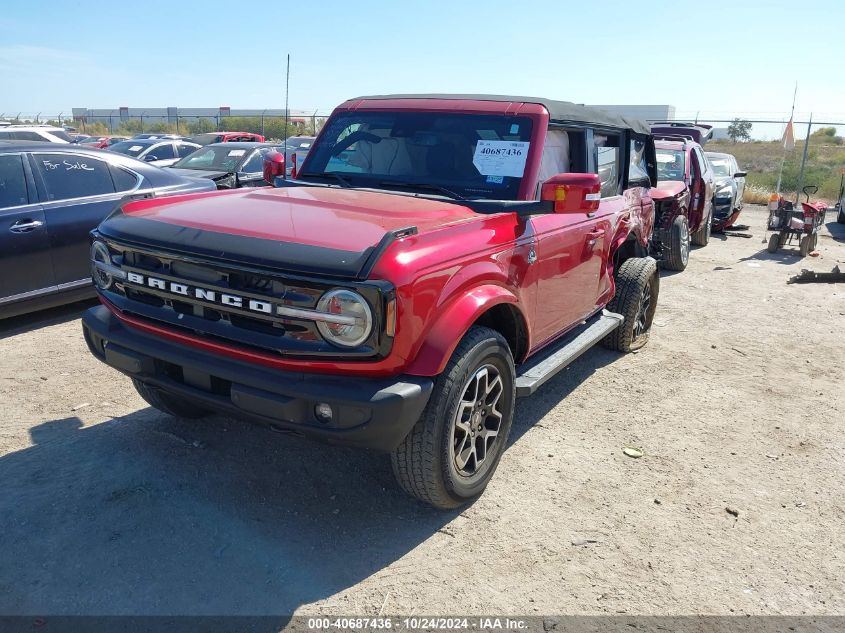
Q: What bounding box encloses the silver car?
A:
[705,151,746,230]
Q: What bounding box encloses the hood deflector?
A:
[97,206,417,280]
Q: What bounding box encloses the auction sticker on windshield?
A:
[473,140,529,178]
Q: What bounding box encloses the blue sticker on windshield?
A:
[509,124,519,135]
[486,175,504,184]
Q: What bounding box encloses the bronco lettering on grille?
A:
[125,271,274,315]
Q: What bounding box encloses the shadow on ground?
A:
[0,298,97,340]
[0,347,620,623]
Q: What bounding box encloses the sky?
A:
[1,0,843,139]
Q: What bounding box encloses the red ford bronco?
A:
[83,95,660,509]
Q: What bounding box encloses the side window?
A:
[538,129,571,185]
[151,143,176,160]
[0,154,29,208]
[241,151,264,173]
[14,131,46,142]
[109,165,140,192]
[627,139,650,186]
[176,144,197,158]
[0,131,12,140]
[594,133,621,197]
[35,154,116,201]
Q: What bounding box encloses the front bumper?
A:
[82,305,432,452]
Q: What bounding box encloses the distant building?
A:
[71,106,315,130]
[589,105,676,123]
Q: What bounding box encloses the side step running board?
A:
[515,310,623,397]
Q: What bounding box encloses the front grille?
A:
[98,239,388,359]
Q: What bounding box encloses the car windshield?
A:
[708,157,732,177]
[173,145,278,171]
[301,111,534,200]
[656,149,685,181]
[109,141,151,157]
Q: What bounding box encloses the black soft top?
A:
[350,94,651,135]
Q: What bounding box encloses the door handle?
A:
[9,219,44,233]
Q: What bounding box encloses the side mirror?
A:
[144,155,158,162]
[733,171,747,178]
[263,151,286,185]
[540,173,601,213]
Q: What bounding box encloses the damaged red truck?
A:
[83,95,660,508]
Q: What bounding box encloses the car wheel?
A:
[664,215,690,271]
[132,379,211,419]
[602,256,659,353]
[810,233,818,251]
[799,235,811,257]
[837,207,845,224]
[691,209,711,246]
[391,326,515,509]
[767,233,780,254]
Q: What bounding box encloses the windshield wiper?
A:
[378,181,465,201]
[299,171,352,188]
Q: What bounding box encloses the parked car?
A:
[280,135,315,176]
[81,136,129,149]
[82,94,660,509]
[107,138,201,167]
[0,126,73,143]
[0,142,217,318]
[704,151,747,231]
[168,142,284,189]
[649,135,715,270]
[189,132,265,145]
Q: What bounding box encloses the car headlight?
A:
[91,240,125,290]
[715,187,733,199]
[316,289,373,348]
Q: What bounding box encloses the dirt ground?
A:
[0,205,843,618]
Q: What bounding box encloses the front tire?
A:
[837,207,845,224]
[664,215,690,271]
[602,257,659,353]
[132,379,210,419]
[691,208,712,246]
[767,233,780,254]
[391,326,515,509]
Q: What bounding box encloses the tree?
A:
[727,118,752,143]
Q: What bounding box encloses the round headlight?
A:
[91,241,113,289]
[316,289,373,348]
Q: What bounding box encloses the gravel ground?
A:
[0,205,843,618]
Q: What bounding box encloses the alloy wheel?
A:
[450,364,505,477]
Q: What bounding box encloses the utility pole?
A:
[284,54,290,165]
[795,113,812,204]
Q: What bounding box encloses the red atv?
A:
[766,186,826,256]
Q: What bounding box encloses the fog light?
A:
[315,402,333,423]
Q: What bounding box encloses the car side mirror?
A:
[144,155,158,162]
[540,173,601,213]
[733,171,747,178]
[263,151,286,185]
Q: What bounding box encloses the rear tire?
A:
[837,207,845,224]
[691,209,711,246]
[132,379,210,419]
[602,257,659,353]
[664,215,690,271]
[391,326,515,509]
[767,233,780,254]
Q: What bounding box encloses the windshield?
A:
[708,157,732,177]
[173,145,279,171]
[656,149,685,181]
[109,141,150,157]
[302,111,534,200]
